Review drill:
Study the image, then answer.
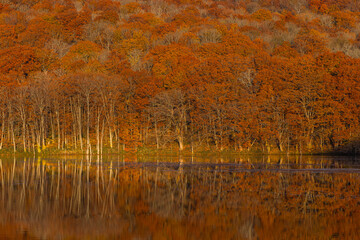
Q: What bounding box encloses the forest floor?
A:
[0,145,358,158]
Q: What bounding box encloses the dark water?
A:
[0,155,359,239]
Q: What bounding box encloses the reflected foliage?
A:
[0,156,359,239]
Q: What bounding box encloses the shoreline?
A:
[0,147,358,158]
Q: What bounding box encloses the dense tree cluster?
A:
[0,0,360,153]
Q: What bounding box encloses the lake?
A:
[0,155,359,239]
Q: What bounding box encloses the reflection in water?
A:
[0,156,359,239]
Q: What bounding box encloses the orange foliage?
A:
[147,43,198,89]
[0,45,51,78]
[251,9,273,21]
[0,0,359,153]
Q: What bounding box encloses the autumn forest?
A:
[1,0,360,154]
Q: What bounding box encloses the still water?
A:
[0,155,359,239]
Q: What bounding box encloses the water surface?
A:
[0,155,359,239]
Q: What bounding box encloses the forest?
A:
[0,0,360,154]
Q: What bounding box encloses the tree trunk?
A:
[155,121,159,149]
[100,119,105,156]
[22,117,26,152]
[56,110,61,150]
[176,127,184,151]
[109,127,113,149]
[0,112,5,149]
[86,96,90,155]
[78,105,83,151]
[96,110,100,155]
[8,105,16,153]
